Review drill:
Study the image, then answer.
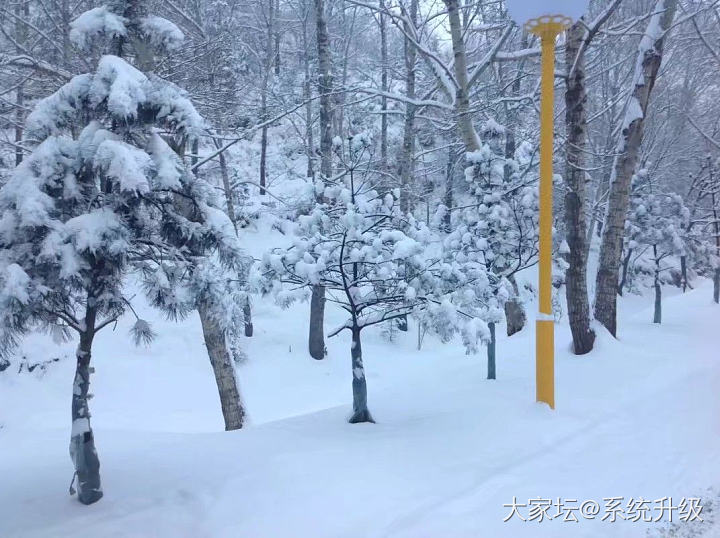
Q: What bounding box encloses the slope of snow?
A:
[0,218,718,537]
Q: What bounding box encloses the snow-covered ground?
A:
[1,246,718,537]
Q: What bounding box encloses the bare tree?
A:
[594,0,678,337]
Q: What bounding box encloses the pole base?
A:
[536,319,555,409]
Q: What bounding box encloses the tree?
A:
[625,171,689,323]
[594,0,678,336]
[308,0,333,361]
[254,134,479,422]
[444,121,538,380]
[0,1,242,504]
[562,2,620,355]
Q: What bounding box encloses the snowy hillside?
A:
[2,263,718,537]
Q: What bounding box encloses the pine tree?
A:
[625,171,689,324]
[445,122,538,379]
[254,134,481,423]
[0,1,242,504]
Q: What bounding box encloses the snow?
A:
[0,276,720,538]
[70,418,91,436]
[25,75,93,139]
[90,56,148,119]
[94,139,152,193]
[147,134,183,189]
[622,97,644,131]
[0,216,719,537]
[505,0,589,26]
[140,16,184,51]
[64,209,128,255]
[69,6,127,50]
[0,136,70,228]
[1,264,30,305]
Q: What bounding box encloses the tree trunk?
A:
[487,321,496,380]
[309,284,326,359]
[594,0,677,337]
[398,0,418,213]
[13,1,29,166]
[69,305,102,505]
[712,190,719,303]
[259,123,268,196]
[243,297,254,337]
[198,301,245,430]
[309,0,333,359]
[314,0,332,182]
[504,275,526,337]
[653,246,662,324]
[258,0,275,197]
[563,20,595,355]
[214,137,253,338]
[15,85,24,166]
[349,326,374,424]
[680,255,687,293]
[618,247,633,296]
[443,0,480,152]
[303,22,314,178]
[654,280,662,324]
[214,137,238,232]
[379,1,388,173]
[274,0,281,75]
[443,146,455,233]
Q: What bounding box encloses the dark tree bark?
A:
[198,301,246,430]
[487,322,496,380]
[243,297,254,337]
[379,0,388,173]
[398,2,418,335]
[504,275,526,337]
[594,0,677,336]
[443,146,455,233]
[69,303,102,505]
[398,0,418,213]
[258,0,275,196]
[348,326,374,424]
[712,190,720,304]
[314,0,333,177]
[15,85,24,166]
[680,255,687,293]
[274,0,281,75]
[13,1,29,166]
[309,0,333,359]
[309,284,326,359]
[618,247,633,296]
[302,13,314,178]
[563,19,595,355]
[259,123,268,196]
[653,245,662,324]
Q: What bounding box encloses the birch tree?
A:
[594,0,678,336]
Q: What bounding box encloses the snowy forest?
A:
[0,0,719,536]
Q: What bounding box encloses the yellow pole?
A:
[528,19,568,410]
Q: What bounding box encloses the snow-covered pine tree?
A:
[254,134,482,423]
[0,1,243,504]
[625,170,689,323]
[444,121,538,380]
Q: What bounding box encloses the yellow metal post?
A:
[527,17,570,410]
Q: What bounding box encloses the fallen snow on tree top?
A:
[505,0,589,26]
